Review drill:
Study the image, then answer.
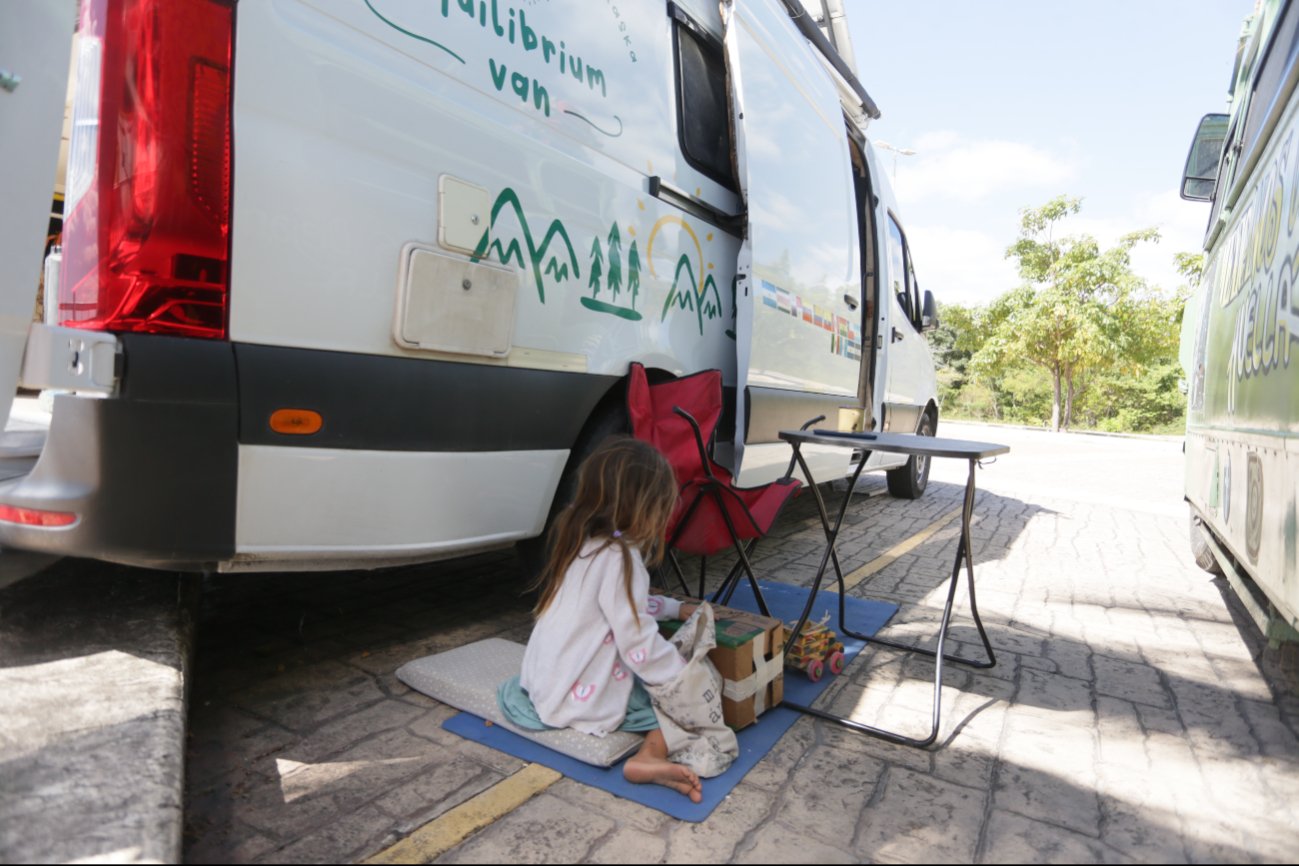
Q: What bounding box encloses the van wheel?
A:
[886,411,934,499]
[515,403,628,578]
[1190,511,1224,576]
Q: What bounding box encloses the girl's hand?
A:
[679,603,699,621]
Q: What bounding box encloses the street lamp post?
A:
[875,139,916,180]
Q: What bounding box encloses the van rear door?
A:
[723,0,862,484]
[0,3,74,429]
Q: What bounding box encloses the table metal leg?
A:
[843,459,996,669]
[782,445,869,658]
[780,452,996,748]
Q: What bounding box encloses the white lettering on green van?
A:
[1222,134,1299,414]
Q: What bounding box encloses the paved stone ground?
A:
[0,561,194,863]
[1,395,196,864]
[183,423,1299,863]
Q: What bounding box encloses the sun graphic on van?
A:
[647,213,724,336]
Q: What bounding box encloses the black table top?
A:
[779,429,1010,460]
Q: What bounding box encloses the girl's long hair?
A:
[532,437,678,619]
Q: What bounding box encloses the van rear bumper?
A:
[0,334,238,570]
[0,331,617,570]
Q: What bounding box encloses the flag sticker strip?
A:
[760,280,862,360]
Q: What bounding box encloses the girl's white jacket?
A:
[521,537,685,736]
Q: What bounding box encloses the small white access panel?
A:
[395,244,518,358]
[439,174,491,256]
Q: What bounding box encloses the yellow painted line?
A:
[365,762,562,864]
[840,506,963,592]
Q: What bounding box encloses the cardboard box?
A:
[660,597,784,730]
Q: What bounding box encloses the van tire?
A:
[515,401,628,578]
[886,410,935,500]
[1189,511,1224,576]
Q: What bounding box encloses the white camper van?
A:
[0,0,939,572]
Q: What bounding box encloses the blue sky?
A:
[845,0,1257,306]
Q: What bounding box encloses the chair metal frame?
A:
[663,411,828,617]
[626,363,807,617]
[663,406,771,617]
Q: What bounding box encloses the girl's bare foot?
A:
[623,754,703,803]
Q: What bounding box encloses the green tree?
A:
[606,224,623,298]
[976,195,1160,431]
[627,239,641,308]
[1174,249,1205,383]
[1076,287,1188,432]
[1173,251,1205,287]
[588,237,604,296]
[928,302,983,410]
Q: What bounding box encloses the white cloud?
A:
[871,133,1206,305]
[881,132,1079,204]
[914,130,962,151]
[906,224,1021,306]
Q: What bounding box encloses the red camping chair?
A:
[627,363,810,617]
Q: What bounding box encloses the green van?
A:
[1181,0,1299,645]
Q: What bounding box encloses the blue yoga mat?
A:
[442,581,897,822]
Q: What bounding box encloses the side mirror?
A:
[920,290,939,332]
[1181,113,1228,201]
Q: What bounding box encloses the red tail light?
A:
[0,506,79,528]
[59,0,234,340]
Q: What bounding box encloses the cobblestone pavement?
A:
[183,423,1299,863]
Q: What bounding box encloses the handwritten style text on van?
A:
[442,0,609,118]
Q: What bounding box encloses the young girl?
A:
[497,437,706,802]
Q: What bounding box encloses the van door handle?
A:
[843,293,859,310]
[892,327,904,343]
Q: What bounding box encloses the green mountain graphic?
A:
[661,255,723,336]
[472,187,580,303]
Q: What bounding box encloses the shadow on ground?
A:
[182,474,1299,863]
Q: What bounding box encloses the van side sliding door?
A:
[0,4,73,429]
[722,0,862,485]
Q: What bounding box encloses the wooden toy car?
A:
[784,617,845,682]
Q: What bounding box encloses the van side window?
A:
[886,215,921,330]
[1240,0,1299,172]
[672,15,737,189]
[1209,118,1240,228]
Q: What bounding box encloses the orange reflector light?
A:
[0,505,78,527]
[269,409,323,435]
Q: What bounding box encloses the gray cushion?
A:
[396,637,643,768]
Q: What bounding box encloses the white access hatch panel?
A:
[439,174,491,255]
[395,243,518,358]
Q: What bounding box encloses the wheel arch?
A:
[924,399,939,431]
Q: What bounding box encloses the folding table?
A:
[776,429,1009,748]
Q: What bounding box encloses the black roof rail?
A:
[777,0,881,119]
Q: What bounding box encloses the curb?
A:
[942,418,1184,443]
[0,561,199,864]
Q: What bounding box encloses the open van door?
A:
[723,0,863,484]
[0,3,73,432]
